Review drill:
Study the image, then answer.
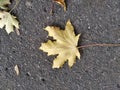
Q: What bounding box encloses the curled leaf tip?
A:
[54,0,66,11]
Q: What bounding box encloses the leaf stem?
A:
[9,0,20,13]
[77,43,120,49]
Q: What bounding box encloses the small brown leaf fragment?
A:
[14,65,19,75]
[54,0,66,11]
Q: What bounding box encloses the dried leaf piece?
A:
[15,28,20,35]
[14,65,19,75]
[54,0,66,11]
[0,0,10,10]
[0,11,19,34]
[40,20,80,68]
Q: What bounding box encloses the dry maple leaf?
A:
[0,11,19,34]
[40,20,80,68]
[0,0,10,10]
[54,0,66,11]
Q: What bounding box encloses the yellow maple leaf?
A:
[54,0,66,11]
[0,11,19,34]
[0,0,10,10]
[40,20,80,68]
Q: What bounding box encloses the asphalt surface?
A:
[0,0,120,90]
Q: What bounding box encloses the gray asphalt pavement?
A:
[0,0,120,90]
